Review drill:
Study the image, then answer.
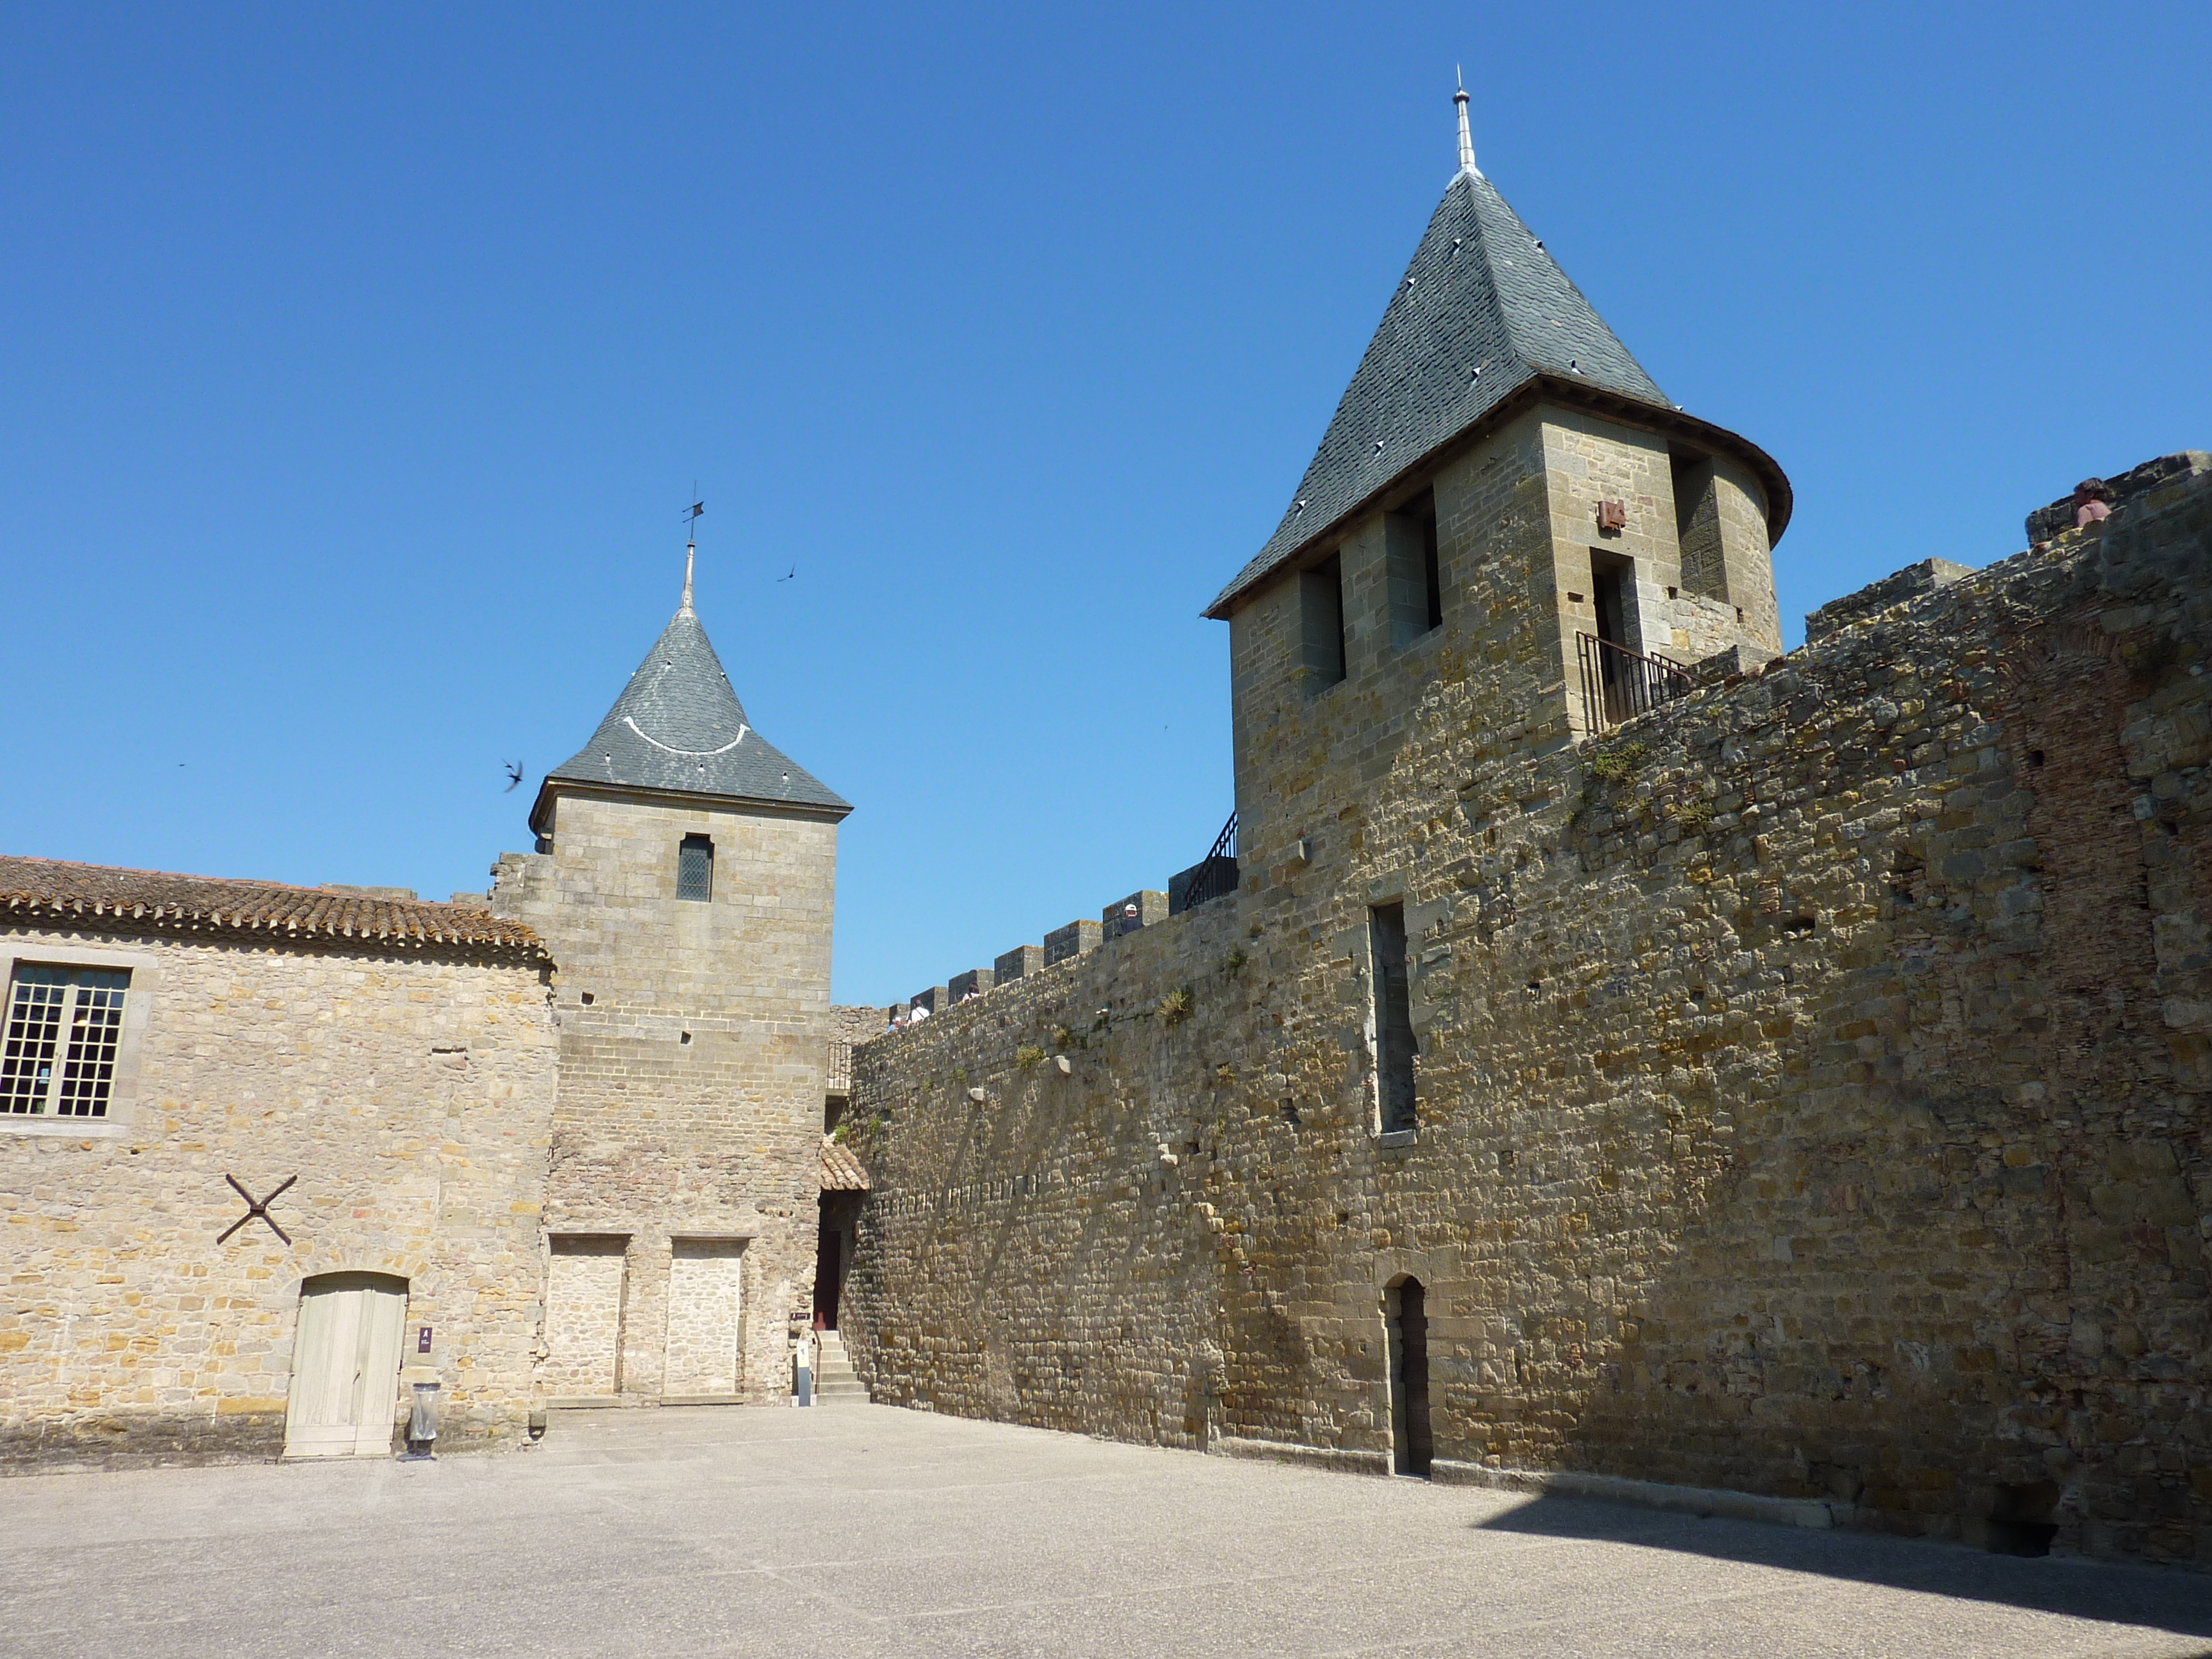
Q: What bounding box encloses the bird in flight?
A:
[503,761,525,792]
[777,566,796,582]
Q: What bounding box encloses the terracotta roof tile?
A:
[821,1136,871,1191]
[0,855,545,957]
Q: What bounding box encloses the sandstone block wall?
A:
[493,788,838,1405]
[844,462,2212,1569]
[0,928,557,1469]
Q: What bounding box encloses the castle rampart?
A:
[843,458,2212,1567]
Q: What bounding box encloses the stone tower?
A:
[492,544,850,1407]
[1208,90,1791,891]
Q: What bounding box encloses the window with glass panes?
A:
[2,965,131,1117]
[676,834,714,903]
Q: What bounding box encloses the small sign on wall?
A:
[418,1326,434,1354]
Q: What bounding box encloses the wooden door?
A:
[284,1272,408,1458]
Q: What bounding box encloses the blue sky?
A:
[3,3,2207,1007]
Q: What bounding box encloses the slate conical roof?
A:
[1207,165,1672,617]
[540,593,850,822]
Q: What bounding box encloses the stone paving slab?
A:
[3,1404,2207,1659]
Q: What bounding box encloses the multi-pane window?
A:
[676,834,714,903]
[2,965,131,1118]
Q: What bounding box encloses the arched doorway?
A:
[1384,1277,1432,1478]
[284,1272,409,1459]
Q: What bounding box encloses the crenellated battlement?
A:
[845,453,2212,1567]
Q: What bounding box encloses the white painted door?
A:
[284,1273,408,1458]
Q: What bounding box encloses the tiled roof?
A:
[1208,167,1670,617]
[0,856,546,957]
[538,602,850,825]
[821,1136,871,1191]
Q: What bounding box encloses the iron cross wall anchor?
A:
[218,1173,297,1245]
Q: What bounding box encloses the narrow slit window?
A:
[1386,491,1443,645]
[676,834,714,903]
[1369,903,1416,1134]
[3,965,130,1118]
[1671,451,1726,601]
[1299,555,1347,692]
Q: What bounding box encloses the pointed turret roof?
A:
[1207,118,1788,618]
[534,557,850,828]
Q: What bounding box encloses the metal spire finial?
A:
[680,492,704,615]
[1454,69,1478,177]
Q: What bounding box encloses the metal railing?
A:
[1171,811,1239,914]
[1577,632,1692,732]
[825,1039,852,1096]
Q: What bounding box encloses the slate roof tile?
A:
[1208,167,1669,617]
[543,603,850,819]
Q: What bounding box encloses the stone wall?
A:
[0,927,557,1469]
[843,461,2212,1568]
[492,787,839,1406]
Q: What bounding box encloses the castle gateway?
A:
[837,98,2212,1569]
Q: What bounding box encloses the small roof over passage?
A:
[821,1136,870,1191]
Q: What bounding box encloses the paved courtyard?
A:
[4,1404,2207,1658]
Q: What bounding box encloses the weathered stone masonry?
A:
[0,903,557,1468]
[844,468,2212,1567]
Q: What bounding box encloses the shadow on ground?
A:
[1474,1492,2212,1644]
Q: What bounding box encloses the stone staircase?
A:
[813,1330,868,1404]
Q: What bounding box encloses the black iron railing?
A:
[1170,811,1239,915]
[1577,632,1692,732]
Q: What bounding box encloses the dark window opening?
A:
[1386,490,1443,646]
[676,834,714,903]
[1299,555,1347,692]
[1671,450,1726,601]
[1386,1278,1433,1477]
[1370,903,1416,1134]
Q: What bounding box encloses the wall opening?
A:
[676,834,714,903]
[1370,902,1416,1134]
[1590,549,1640,656]
[1985,1480,2060,1557]
[1386,491,1443,646]
[1587,548,1647,723]
[1299,555,1347,692]
[1385,1277,1432,1477]
[815,1199,845,1330]
[1671,451,1725,601]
